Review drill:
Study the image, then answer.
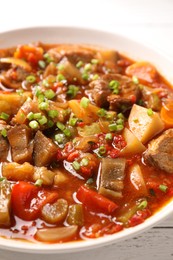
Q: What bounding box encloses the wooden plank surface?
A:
[0,0,173,259]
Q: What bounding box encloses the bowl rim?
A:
[0,25,173,254]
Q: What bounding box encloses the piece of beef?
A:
[47,45,94,64]
[89,78,111,107]
[144,129,173,173]
[106,74,141,111]
[7,125,33,163]
[89,74,140,110]
[99,158,126,199]
[0,136,9,162]
[33,131,58,167]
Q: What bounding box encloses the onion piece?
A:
[35,225,78,242]
[0,57,32,71]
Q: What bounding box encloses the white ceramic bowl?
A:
[0,26,173,254]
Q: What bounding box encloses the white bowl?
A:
[0,26,173,254]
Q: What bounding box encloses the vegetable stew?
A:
[0,42,173,244]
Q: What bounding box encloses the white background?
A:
[0,0,173,259]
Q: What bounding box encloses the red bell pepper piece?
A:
[11,181,58,221]
[76,185,118,214]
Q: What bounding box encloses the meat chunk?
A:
[0,136,9,162]
[47,45,95,64]
[106,74,140,111]
[7,125,33,163]
[33,131,58,167]
[99,158,126,199]
[144,129,173,173]
[89,79,111,107]
[89,74,140,110]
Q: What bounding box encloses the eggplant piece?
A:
[99,158,126,199]
[33,131,58,167]
[67,204,84,226]
[0,179,11,227]
[7,124,33,163]
[41,199,68,224]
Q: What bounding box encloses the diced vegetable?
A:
[128,104,164,144]
[68,100,99,124]
[33,167,56,186]
[35,225,78,242]
[76,185,118,214]
[0,179,11,226]
[125,61,158,83]
[129,164,148,197]
[41,199,68,224]
[2,162,34,181]
[0,57,32,71]
[11,181,58,221]
[160,100,173,127]
[67,204,84,226]
[77,123,101,137]
[120,128,146,155]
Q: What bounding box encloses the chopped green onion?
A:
[116,124,124,131]
[39,102,49,110]
[92,74,99,80]
[35,179,43,187]
[106,112,115,121]
[109,123,117,132]
[67,85,79,98]
[27,112,34,121]
[80,158,89,166]
[80,97,90,108]
[116,118,124,125]
[86,178,94,185]
[42,79,50,88]
[91,59,99,64]
[0,177,6,182]
[132,75,139,84]
[98,145,106,155]
[44,89,56,100]
[72,161,80,171]
[113,88,119,94]
[48,110,58,118]
[97,108,107,117]
[82,72,89,80]
[69,117,78,126]
[137,200,148,210]
[47,119,54,128]
[63,128,71,137]
[38,60,46,69]
[29,120,39,129]
[26,75,36,83]
[105,133,113,141]
[76,60,83,68]
[55,134,64,144]
[56,122,65,131]
[147,108,153,116]
[33,113,42,120]
[16,89,24,95]
[109,80,120,89]
[43,53,53,63]
[38,116,48,125]
[57,64,64,71]
[38,94,45,103]
[117,113,124,119]
[159,184,168,193]
[0,112,9,121]
[56,74,66,82]
[84,63,91,72]
[1,129,7,137]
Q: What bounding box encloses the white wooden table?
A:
[0,0,173,259]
